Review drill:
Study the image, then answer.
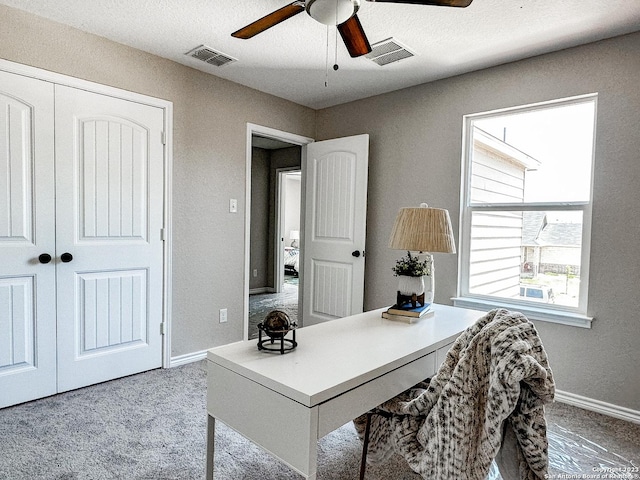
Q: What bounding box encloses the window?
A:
[455,95,596,328]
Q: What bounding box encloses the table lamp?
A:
[388,203,456,306]
[290,230,300,248]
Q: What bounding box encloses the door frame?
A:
[0,58,174,369]
[275,167,302,294]
[244,124,313,340]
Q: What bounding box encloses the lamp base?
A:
[396,290,426,309]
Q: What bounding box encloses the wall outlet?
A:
[253,269,258,277]
[229,198,237,213]
[219,308,228,323]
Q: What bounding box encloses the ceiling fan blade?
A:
[365,0,472,7]
[337,15,372,58]
[231,2,305,39]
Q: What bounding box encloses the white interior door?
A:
[0,71,57,408]
[54,85,165,392]
[302,134,369,326]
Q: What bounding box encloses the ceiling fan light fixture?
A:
[306,0,360,25]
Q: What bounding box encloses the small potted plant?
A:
[392,251,431,299]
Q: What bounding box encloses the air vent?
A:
[186,45,237,67]
[365,38,415,66]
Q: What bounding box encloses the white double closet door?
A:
[0,70,165,408]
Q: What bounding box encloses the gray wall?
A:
[317,32,640,411]
[0,5,316,356]
[250,148,271,290]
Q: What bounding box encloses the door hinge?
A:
[160,322,166,335]
[160,228,166,241]
[161,131,166,145]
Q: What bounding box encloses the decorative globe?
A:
[262,310,291,339]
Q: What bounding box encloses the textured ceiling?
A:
[2,0,640,109]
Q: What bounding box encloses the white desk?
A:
[206,304,483,479]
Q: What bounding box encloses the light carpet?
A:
[1,360,638,479]
[0,361,416,480]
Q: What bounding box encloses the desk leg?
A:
[206,412,318,479]
[206,415,215,480]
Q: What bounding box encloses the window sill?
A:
[451,297,593,329]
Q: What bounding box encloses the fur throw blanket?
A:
[353,308,555,479]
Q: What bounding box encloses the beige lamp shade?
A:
[389,204,456,254]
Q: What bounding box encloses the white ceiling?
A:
[3,0,640,109]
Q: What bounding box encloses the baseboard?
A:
[169,350,208,367]
[555,389,640,425]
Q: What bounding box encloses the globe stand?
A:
[257,322,298,354]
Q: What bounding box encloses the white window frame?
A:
[453,94,597,328]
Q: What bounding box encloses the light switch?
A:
[229,198,237,213]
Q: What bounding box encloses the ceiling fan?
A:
[231,0,473,58]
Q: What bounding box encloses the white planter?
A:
[397,275,425,296]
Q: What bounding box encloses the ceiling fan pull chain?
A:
[334,22,339,71]
[325,24,330,87]
[333,0,340,71]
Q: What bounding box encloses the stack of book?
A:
[382,303,434,323]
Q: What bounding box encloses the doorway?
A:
[276,169,301,293]
[243,125,370,338]
[244,124,313,340]
[247,169,302,339]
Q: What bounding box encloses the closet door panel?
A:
[0,71,56,408]
[54,85,164,392]
[79,118,148,242]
